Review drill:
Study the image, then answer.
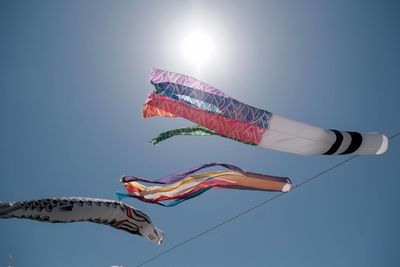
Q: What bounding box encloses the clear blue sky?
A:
[1,1,399,266]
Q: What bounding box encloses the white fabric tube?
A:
[259,114,388,155]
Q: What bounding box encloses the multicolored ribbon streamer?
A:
[119,163,291,207]
[144,68,388,155]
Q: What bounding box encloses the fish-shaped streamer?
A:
[144,68,388,155]
[119,163,291,207]
[0,197,163,244]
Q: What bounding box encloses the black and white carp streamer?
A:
[0,197,164,245]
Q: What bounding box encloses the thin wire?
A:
[137,132,399,267]
[389,132,400,139]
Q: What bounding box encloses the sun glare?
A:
[183,30,214,66]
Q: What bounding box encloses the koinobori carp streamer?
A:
[0,197,163,244]
[119,163,291,207]
[144,68,388,155]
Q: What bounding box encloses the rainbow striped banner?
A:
[119,163,291,207]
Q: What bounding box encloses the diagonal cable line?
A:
[136,131,399,267]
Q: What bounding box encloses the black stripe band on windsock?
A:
[339,131,363,155]
[323,129,344,155]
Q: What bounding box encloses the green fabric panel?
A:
[149,125,257,146]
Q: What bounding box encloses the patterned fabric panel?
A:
[143,93,266,145]
[149,125,215,145]
[153,82,272,129]
[150,67,229,97]
[148,125,258,146]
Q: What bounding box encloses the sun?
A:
[183,30,214,66]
